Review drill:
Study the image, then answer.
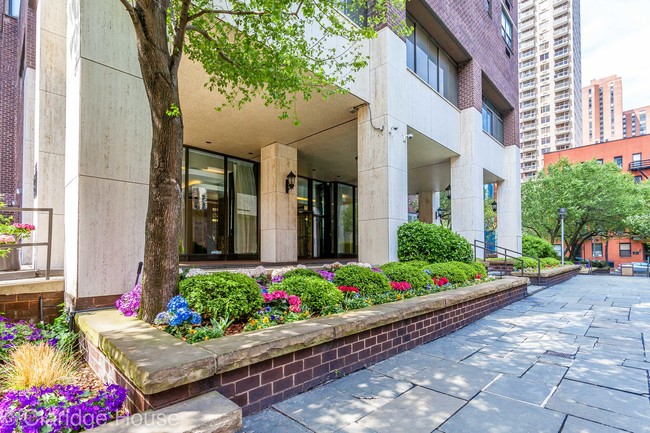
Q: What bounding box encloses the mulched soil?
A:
[224,321,246,336]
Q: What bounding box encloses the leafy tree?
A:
[521,158,650,261]
[116,0,403,322]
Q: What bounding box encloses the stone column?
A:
[32,0,67,271]
[357,107,408,265]
[497,145,522,253]
[418,191,435,223]
[65,0,150,306]
[451,109,485,256]
[260,143,297,263]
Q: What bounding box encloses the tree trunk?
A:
[127,2,184,323]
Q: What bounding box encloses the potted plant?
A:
[0,203,35,272]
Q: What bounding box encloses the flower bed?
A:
[117,261,491,343]
[0,313,128,432]
[512,264,581,287]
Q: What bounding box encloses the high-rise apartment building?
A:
[623,106,650,139]
[582,76,623,145]
[518,0,582,180]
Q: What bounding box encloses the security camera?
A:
[405,134,414,139]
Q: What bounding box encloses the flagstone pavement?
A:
[240,275,650,433]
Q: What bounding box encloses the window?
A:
[482,98,504,143]
[5,0,20,17]
[596,159,603,164]
[614,156,622,168]
[541,105,550,113]
[405,16,458,105]
[541,116,550,124]
[340,0,368,26]
[592,243,603,258]
[540,53,549,61]
[501,9,513,49]
[541,137,551,145]
[620,243,631,258]
[486,0,491,15]
[635,175,643,183]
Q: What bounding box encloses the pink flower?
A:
[262,293,274,303]
[288,295,301,306]
[390,281,412,291]
[338,286,359,293]
[0,234,16,244]
[432,277,449,286]
[272,290,288,300]
[289,305,301,313]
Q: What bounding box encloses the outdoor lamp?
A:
[444,184,451,200]
[491,200,497,212]
[286,171,296,193]
[558,207,567,219]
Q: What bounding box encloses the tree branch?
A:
[188,8,266,22]
[185,25,234,65]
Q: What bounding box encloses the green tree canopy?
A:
[117,0,403,322]
[522,158,650,261]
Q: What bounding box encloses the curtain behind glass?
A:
[233,162,258,254]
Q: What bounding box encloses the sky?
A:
[581,0,650,110]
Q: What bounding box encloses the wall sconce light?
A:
[444,184,451,200]
[491,200,497,212]
[286,171,296,193]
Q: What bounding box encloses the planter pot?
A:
[0,250,20,271]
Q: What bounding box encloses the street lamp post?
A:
[559,207,567,265]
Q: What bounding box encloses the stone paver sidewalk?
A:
[240,275,650,433]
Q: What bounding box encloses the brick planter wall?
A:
[536,267,581,287]
[0,279,64,322]
[80,281,527,416]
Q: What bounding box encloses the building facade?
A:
[25,0,521,308]
[517,0,582,181]
[544,135,650,266]
[0,0,36,207]
[623,106,649,139]
[582,75,623,145]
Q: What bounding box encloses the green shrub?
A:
[179,272,262,321]
[449,261,477,281]
[397,221,473,263]
[404,260,430,269]
[283,268,322,279]
[278,276,344,313]
[540,257,561,268]
[522,235,557,259]
[423,263,469,285]
[513,257,540,270]
[469,261,488,278]
[333,266,391,296]
[379,262,432,289]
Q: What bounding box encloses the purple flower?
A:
[317,270,335,282]
[271,275,284,284]
[115,283,142,316]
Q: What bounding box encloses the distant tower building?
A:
[518,0,582,180]
[582,76,623,145]
[623,106,650,139]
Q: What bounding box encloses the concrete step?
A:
[0,269,37,281]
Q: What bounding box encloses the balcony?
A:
[554,15,569,27]
[522,152,537,161]
[555,92,570,102]
[556,136,571,144]
[520,18,536,31]
[555,80,570,90]
[555,114,570,122]
[553,26,569,37]
[521,122,537,132]
[519,48,535,59]
[554,48,569,59]
[554,37,569,48]
[520,80,536,90]
[520,60,536,72]
[520,39,535,51]
[521,142,537,151]
[520,110,536,120]
[520,91,536,102]
[519,8,535,21]
[553,5,569,16]
[555,126,571,133]
[553,0,568,7]
[520,70,536,79]
[629,160,650,171]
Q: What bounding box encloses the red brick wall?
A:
[0,2,35,208]
[425,0,519,143]
[81,283,527,415]
[0,290,64,323]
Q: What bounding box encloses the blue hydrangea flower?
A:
[154,311,171,325]
[167,295,188,312]
[190,312,202,325]
[175,307,192,322]
[169,313,183,327]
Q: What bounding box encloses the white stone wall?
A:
[33,0,67,271]
[65,0,150,300]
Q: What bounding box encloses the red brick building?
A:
[0,0,36,207]
[544,135,650,267]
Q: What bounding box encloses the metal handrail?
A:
[1,207,53,280]
[628,160,650,171]
[474,239,543,286]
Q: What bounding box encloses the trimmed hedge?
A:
[283,268,322,279]
[469,261,487,278]
[397,221,473,263]
[423,263,469,285]
[380,262,432,289]
[522,235,557,259]
[333,266,391,296]
[278,276,343,313]
[179,272,263,321]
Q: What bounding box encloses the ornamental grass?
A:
[1,342,78,390]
